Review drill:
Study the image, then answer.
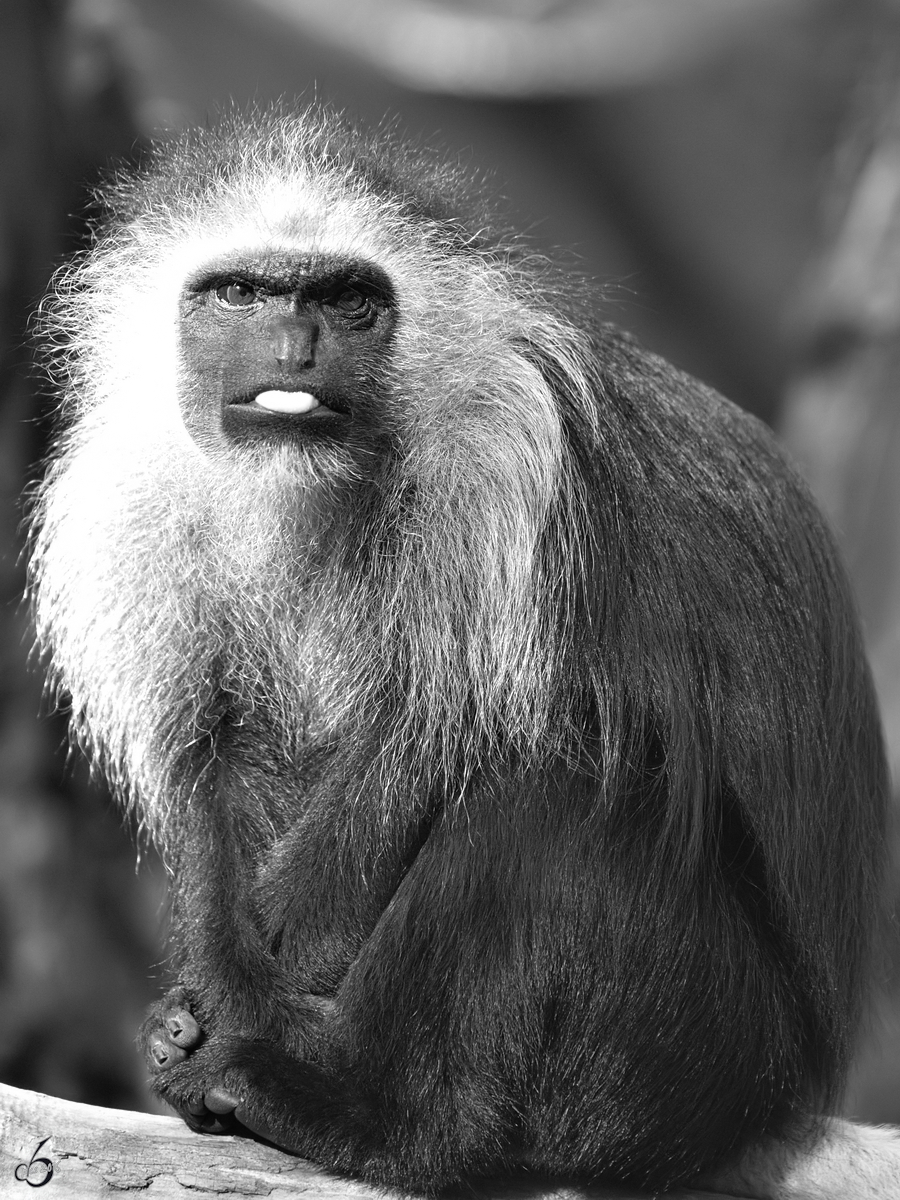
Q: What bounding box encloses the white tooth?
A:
[254,390,320,414]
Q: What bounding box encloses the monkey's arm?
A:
[142,799,479,1178]
[141,750,431,1124]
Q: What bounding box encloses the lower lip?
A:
[222,399,348,446]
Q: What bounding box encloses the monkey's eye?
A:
[215,281,260,308]
[328,287,369,314]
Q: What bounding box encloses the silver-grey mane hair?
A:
[29,107,600,850]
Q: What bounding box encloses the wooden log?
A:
[0,1081,736,1199]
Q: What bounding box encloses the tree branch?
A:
[0,1080,737,1198]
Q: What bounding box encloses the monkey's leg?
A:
[137,771,900,1196]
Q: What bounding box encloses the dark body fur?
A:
[31,109,887,1193]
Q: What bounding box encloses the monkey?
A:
[28,105,900,1197]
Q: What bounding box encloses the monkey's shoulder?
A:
[574,321,834,563]
[585,322,794,475]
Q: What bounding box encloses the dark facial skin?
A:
[177,252,397,453]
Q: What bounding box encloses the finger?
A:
[148,1032,188,1071]
[165,1009,202,1048]
[205,1086,242,1115]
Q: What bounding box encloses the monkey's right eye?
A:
[215,281,260,308]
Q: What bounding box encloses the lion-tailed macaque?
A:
[29,106,900,1198]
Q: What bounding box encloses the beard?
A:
[30,415,374,843]
[30,332,574,850]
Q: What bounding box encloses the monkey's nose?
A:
[271,318,317,369]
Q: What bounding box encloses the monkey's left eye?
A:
[328,288,368,313]
[215,281,260,308]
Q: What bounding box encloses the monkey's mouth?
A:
[223,388,350,446]
[254,389,321,414]
[227,388,348,418]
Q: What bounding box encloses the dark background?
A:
[1,0,898,1124]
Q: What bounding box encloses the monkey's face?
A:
[177,250,397,455]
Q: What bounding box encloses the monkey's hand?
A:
[148,1034,334,1150]
[139,988,204,1074]
[140,989,240,1135]
[141,992,338,1145]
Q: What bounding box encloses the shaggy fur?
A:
[29,107,891,1195]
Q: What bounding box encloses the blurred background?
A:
[1,0,899,1124]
